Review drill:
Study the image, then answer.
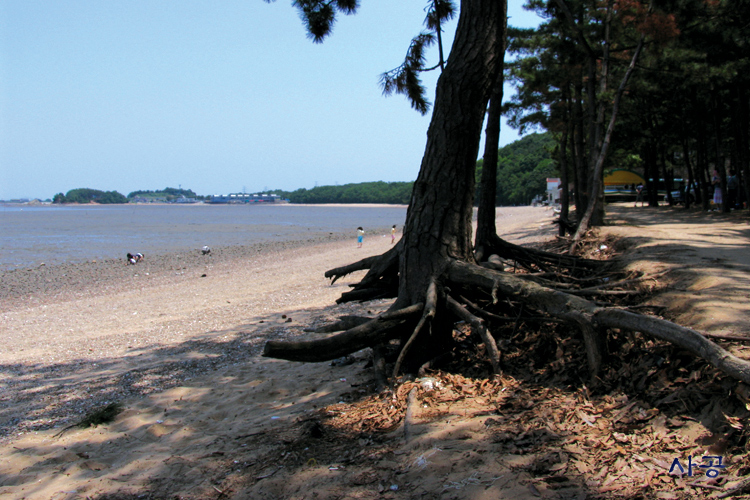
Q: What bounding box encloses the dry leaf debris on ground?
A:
[313,363,749,498]
[265,233,750,499]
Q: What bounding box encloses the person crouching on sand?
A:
[357,227,364,248]
[126,252,143,265]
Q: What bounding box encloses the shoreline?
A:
[0,232,353,307]
[2,201,410,208]
[1,203,410,272]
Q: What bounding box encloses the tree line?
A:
[53,189,128,204]
[127,187,203,200]
[283,181,413,205]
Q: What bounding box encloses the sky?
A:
[0,1,543,200]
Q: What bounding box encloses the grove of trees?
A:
[127,187,202,200]
[504,0,749,229]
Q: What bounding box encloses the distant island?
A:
[50,187,204,204]
[20,133,553,206]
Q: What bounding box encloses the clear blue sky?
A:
[0,1,542,200]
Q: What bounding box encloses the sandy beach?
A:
[1,206,556,441]
[2,204,749,500]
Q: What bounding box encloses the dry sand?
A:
[1,204,749,500]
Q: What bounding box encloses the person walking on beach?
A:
[357,227,364,248]
[391,225,397,244]
[634,183,644,207]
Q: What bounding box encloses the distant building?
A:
[209,193,280,204]
[546,178,562,205]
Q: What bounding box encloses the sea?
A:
[0,203,407,271]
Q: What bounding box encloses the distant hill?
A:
[476,132,556,206]
[127,187,204,201]
[283,181,413,205]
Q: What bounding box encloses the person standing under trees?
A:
[727,169,739,210]
[356,227,364,248]
[635,183,645,207]
[712,169,723,212]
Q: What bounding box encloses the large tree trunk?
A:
[475,1,508,258]
[683,137,695,209]
[572,80,586,215]
[475,90,504,259]
[697,127,711,211]
[557,91,572,236]
[397,0,505,307]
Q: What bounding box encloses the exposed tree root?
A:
[304,315,371,333]
[446,260,750,384]
[325,234,606,306]
[263,303,423,362]
[264,246,750,387]
[476,233,604,273]
[446,295,501,375]
[392,280,438,378]
[325,242,400,304]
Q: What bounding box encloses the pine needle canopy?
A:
[288,0,360,43]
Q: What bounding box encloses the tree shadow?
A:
[605,203,750,338]
[0,297,397,499]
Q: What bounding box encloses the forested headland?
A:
[475,132,556,206]
[52,188,128,205]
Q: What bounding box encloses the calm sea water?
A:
[0,204,407,270]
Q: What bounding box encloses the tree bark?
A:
[397,0,506,307]
[573,80,587,214]
[558,91,572,236]
[475,2,507,258]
